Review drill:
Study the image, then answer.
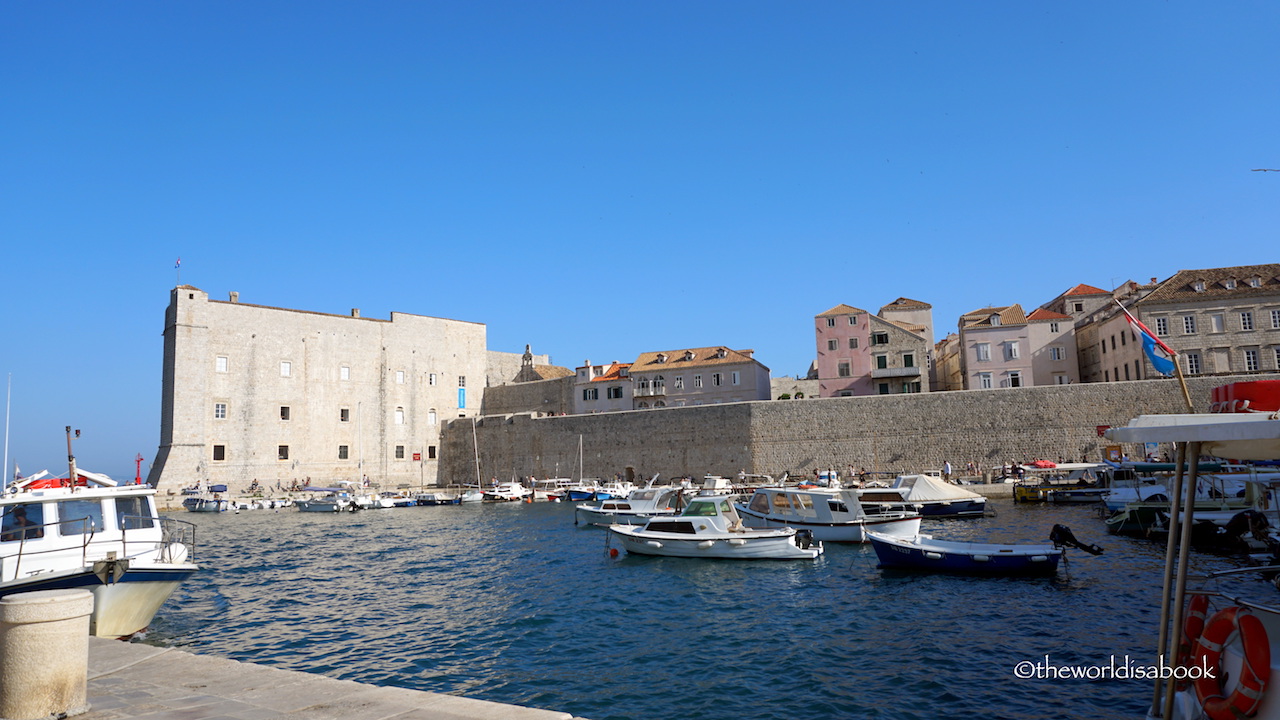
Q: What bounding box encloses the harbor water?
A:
[144,498,1243,720]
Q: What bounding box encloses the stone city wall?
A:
[480,377,575,417]
[441,373,1279,483]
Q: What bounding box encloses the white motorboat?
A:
[0,463,198,638]
[182,483,230,513]
[1103,391,1280,720]
[735,487,920,542]
[482,481,532,502]
[874,474,988,518]
[608,495,822,560]
[295,487,361,512]
[575,486,683,526]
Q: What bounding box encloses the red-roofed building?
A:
[573,360,633,414]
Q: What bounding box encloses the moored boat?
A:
[866,531,1063,575]
[0,442,198,638]
[575,486,683,526]
[880,473,988,518]
[607,495,822,560]
[735,487,920,542]
[1103,395,1280,720]
[482,481,532,502]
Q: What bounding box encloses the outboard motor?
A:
[1050,524,1104,555]
[795,529,815,550]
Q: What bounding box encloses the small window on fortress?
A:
[428,409,437,425]
[395,407,404,425]
[214,403,226,419]
[458,376,466,388]
[280,361,291,377]
[429,373,437,386]
[340,408,350,422]
[428,446,437,459]
[341,366,350,381]
[213,445,225,461]
[338,445,349,460]
[278,445,289,460]
[280,406,290,421]
[395,445,405,459]
[216,356,228,373]
[396,370,405,384]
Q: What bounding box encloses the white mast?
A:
[2,373,10,491]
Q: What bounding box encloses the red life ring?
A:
[1179,594,1211,667]
[1193,606,1271,720]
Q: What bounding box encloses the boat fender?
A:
[1193,606,1271,720]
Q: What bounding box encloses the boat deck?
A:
[79,637,584,720]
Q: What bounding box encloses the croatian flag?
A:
[1118,303,1176,376]
[175,257,181,269]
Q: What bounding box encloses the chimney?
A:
[584,360,593,380]
[229,291,239,303]
[351,309,360,318]
[1150,277,1158,284]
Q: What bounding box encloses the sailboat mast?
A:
[2,374,9,491]
[472,417,482,487]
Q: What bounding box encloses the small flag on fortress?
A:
[175,257,181,269]
[1117,302,1176,377]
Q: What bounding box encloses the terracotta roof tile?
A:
[1026,308,1073,321]
[881,297,933,310]
[1140,264,1280,305]
[1064,283,1110,296]
[632,346,761,371]
[816,304,870,317]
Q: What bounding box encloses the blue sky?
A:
[2,2,1276,479]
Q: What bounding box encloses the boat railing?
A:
[124,515,197,564]
[4,517,96,581]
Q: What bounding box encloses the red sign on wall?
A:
[1095,425,1111,437]
[412,453,422,461]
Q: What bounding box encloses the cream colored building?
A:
[147,287,490,495]
[1136,264,1280,378]
[629,346,770,407]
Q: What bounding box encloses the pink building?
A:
[958,305,1033,389]
[815,301,932,397]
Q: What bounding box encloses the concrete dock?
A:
[81,637,582,720]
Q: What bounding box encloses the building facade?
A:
[573,361,634,414]
[148,286,489,495]
[957,305,1032,390]
[814,301,931,397]
[1025,308,1080,386]
[1136,264,1280,378]
[628,347,770,407]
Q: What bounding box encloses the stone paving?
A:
[80,637,580,720]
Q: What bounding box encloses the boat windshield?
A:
[1,503,46,542]
[57,499,104,536]
[683,501,722,517]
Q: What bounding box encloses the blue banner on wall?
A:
[458,388,466,409]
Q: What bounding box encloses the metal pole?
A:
[1162,441,1203,720]
[2,374,10,492]
[1150,442,1188,716]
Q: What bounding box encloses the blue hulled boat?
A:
[866,531,1063,575]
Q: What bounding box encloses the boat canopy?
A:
[891,474,985,502]
[1105,414,1280,462]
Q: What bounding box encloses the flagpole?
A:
[1171,355,1194,413]
[1114,299,1194,413]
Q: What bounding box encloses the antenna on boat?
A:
[66,425,78,485]
[2,373,10,492]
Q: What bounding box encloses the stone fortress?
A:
[148,276,1280,499]
[148,286,541,494]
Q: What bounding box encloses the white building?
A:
[147,287,489,495]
